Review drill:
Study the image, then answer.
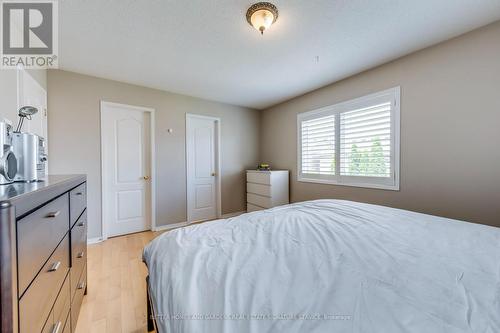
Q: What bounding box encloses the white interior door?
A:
[17,69,47,139]
[101,103,152,237]
[17,69,48,175]
[186,114,219,222]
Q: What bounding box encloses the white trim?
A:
[153,211,246,232]
[87,237,103,245]
[393,87,401,191]
[100,101,155,113]
[100,101,157,241]
[152,211,246,233]
[185,113,222,223]
[16,67,24,109]
[221,211,246,219]
[152,222,189,232]
[297,87,401,191]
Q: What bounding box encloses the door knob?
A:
[143,176,150,180]
[211,172,216,177]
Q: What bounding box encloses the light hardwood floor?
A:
[75,231,162,333]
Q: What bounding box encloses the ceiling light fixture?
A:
[246,2,278,35]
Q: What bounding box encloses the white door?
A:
[186,114,219,222]
[101,103,152,237]
[17,69,47,139]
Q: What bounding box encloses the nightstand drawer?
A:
[247,203,265,212]
[246,172,271,185]
[247,182,271,197]
[247,193,272,208]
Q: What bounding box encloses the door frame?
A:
[100,101,156,241]
[185,113,222,224]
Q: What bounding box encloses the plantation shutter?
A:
[297,87,399,190]
[339,102,392,177]
[300,115,335,175]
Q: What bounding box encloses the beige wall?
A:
[261,21,500,227]
[47,70,260,239]
[0,69,46,123]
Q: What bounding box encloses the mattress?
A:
[143,200,500,333]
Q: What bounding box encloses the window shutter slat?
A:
[340,101,392,178]
[341,103,391,119]
[301,115,335,176]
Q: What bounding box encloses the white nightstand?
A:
[246,170,289,212]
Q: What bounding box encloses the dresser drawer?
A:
[247,182,271,197]
[53,273,71,331]
[41,308,54,333]
[62,314,71,333]
[247,193,272,208]
[71,264,87,332]
[247,203,265,212]
[19,233,70,333]
[70,183,86,227]
[17,194,69,295]
[71,211,87,299]
[43,315,65,333]
[246,172,271,185]
[43,274,70,333]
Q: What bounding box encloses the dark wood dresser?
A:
[0,175,87,333]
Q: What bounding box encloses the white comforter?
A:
[143,200,500,333]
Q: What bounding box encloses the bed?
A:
[143,200,500,333]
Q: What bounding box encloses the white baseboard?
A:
[87,237,103,245]
[90,211,248,241]
[152,211,246,232]
[152,221,189,232]
[221,211,246,219]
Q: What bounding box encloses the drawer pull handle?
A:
[51,321,61,333]
[78,281,86,290]
[75,192,83,196]
[77,251,84,258]
[77,222,85,227]
[48,261,61,272]
[46,211,60,218]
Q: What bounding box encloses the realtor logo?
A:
[1,0,58,68]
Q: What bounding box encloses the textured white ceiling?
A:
[59,0,500,109]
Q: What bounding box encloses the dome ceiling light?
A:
[246,2,279,35]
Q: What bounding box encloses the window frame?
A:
[297,87,400,191]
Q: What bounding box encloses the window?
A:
[298,87,400,190]
[300,115,336,176]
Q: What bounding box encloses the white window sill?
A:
[297,176,400,191]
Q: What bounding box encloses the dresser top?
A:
[0,174,86,218]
